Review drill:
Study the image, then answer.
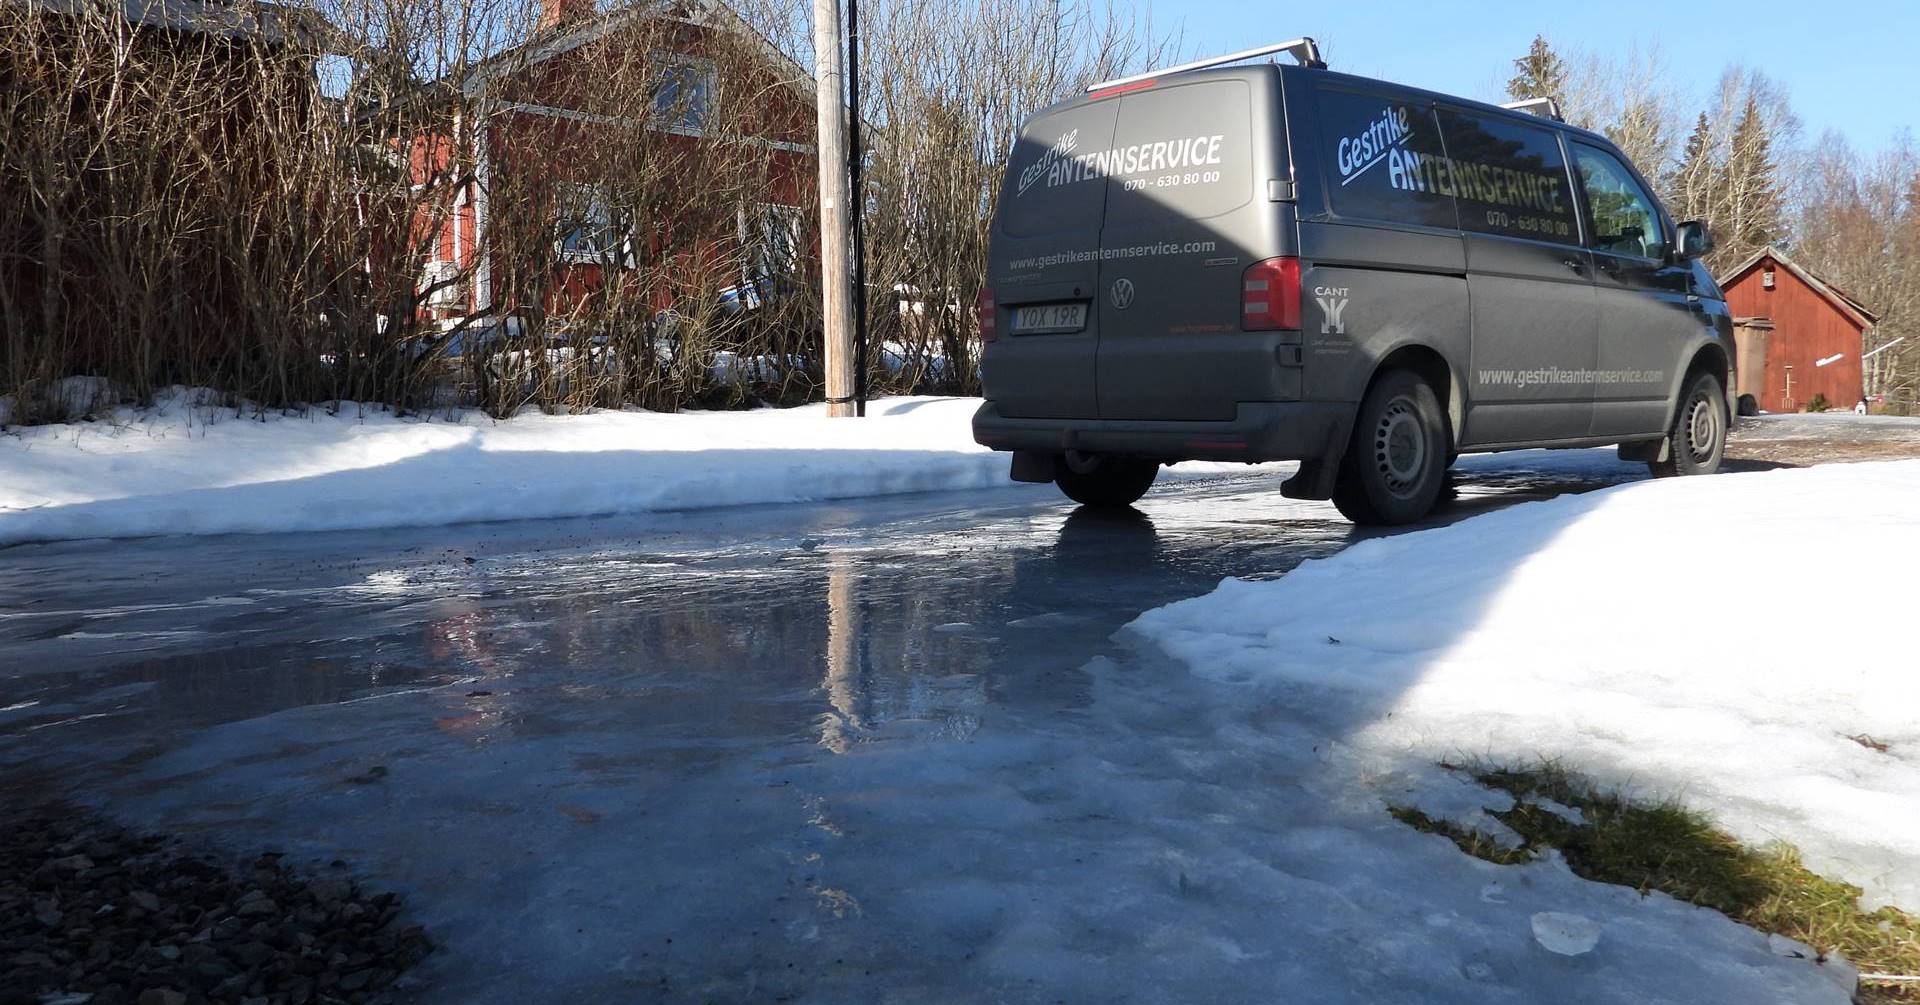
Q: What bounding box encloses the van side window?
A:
[1572,143,1665,260]
[1436,109,1578,244]
[1314,87,1454,230]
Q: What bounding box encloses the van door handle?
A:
[1562,258,1587,276]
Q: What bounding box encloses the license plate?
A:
[1011,302,1088,334]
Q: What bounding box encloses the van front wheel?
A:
[1055,458,1159,509]
[1650,372,1727,477]
[1332,370,1449,526]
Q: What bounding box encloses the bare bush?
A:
[856,0,1176,395]
[1793,137,1920,411]
[0,0,1185,424]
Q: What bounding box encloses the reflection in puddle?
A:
[0,472,1488,790]
[820,551,864,754]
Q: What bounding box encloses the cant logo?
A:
[1110,278,1136,310]
[1315,290,1349,334]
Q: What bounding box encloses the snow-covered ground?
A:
[1130,458,1920,911]
[4,453,1892,1003]
[0,392,1311,547]
[0,394,1023,547]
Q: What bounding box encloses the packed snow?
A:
[0,393,1022,546]
[1130,458,1920,911]
[0,391,1312,546]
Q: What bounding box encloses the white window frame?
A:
[649,51,717,135]
[739,202,803,283]
[450,187,468,266]
[555,182,628,264]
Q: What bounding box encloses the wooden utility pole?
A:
[811,0,857,417]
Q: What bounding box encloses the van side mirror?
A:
[1675,220,1713,261]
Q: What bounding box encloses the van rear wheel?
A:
[1650,371,1727,477]
[1331,370,1449,526]
[1056,457,1159,509]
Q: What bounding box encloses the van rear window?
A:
[1315,87,1455,230]
[1101,79,1253,226]
[999,100,1119,239]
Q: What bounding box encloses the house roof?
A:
[459,0,812,104]
[1718,246,1880,330]
[19,0,331,48]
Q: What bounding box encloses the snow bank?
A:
[0,392,1312,546]
[1130,460,1920,909]
[0,395,1020,546]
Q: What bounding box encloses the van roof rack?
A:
[1500,97,1565,122]
[1088,37,1325,94]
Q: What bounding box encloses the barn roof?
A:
[1718,246,1880,331]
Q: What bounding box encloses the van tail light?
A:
[977,287,997,342]
[1242,257,1301,331]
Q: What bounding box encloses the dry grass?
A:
[1392,761,1920,1003]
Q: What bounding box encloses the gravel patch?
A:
[1,804,432,1005]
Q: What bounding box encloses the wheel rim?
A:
[1684,393,1719,463]
[1373,398,1427,497]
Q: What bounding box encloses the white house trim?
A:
[494,100,815,153]
[473,103,493,311]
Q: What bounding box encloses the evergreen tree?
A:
[1506,35,1567,102]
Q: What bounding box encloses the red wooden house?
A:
[411,0,819,327]
[1719,248,1878,413]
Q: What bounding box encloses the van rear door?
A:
[985,99,1119,419]
[1094,76,1270,421]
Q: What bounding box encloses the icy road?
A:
[0,441,1889,1004]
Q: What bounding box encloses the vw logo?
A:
[1110,278,1135,310]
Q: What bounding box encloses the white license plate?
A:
[1011,302,1088,334]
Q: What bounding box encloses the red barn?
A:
[1719,248,1879,413]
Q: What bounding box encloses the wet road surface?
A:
[0,458,1641,764]
[0,448,1863,1003]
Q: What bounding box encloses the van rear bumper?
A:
[971,400,1353,464]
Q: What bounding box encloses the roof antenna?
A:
[1500,96,1565,122]
[1090,37,1325,94]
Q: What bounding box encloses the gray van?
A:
[971,39,1733,524]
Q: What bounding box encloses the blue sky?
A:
[1147,0,1914,156]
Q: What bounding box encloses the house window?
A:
[651,54,715,133]
[556,184,627,263]
[420,260,463,307]
[742,203,803,280]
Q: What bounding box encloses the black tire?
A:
[1055,457,1159,509]
[1650,371,1728,478]
[1737,393,1759,417]
[1332,369,1450,526]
